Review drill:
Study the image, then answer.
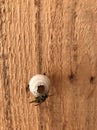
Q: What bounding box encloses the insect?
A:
[29,92,49,106]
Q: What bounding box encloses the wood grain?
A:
[0,0,97,130]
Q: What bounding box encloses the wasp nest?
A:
[29,74,50,97]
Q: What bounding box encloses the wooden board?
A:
[0,0,97,130]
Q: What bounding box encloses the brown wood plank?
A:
[0,0,97,130]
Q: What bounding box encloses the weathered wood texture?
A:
[0,0,97,130]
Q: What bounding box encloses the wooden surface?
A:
[0,0,97,130]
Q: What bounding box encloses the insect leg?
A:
[35,102,42,106]
[29,99,37,103]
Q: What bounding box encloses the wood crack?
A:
[0,1,13,129]
[35,0,42,73]
[1,47,13,130]
[69,1,78,78]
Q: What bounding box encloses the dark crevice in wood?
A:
[35,0,43,73]
[26,85,30,98]
[90,76,95,84]
[69,1,78,80]
[26,85,30,93]
[34,2,45,130]
[0,1,13,128]
[68,73,74,80]
[68,72,76,83]
[2,50,13,130]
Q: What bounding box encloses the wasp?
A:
[29,93,49,106]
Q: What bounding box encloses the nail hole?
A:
[68,72,77,83]
[90,76,95,83]
[37,85,45,94]
[68,73,75,80]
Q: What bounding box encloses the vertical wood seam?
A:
[35,0,43,73]
[0,0,13,129]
